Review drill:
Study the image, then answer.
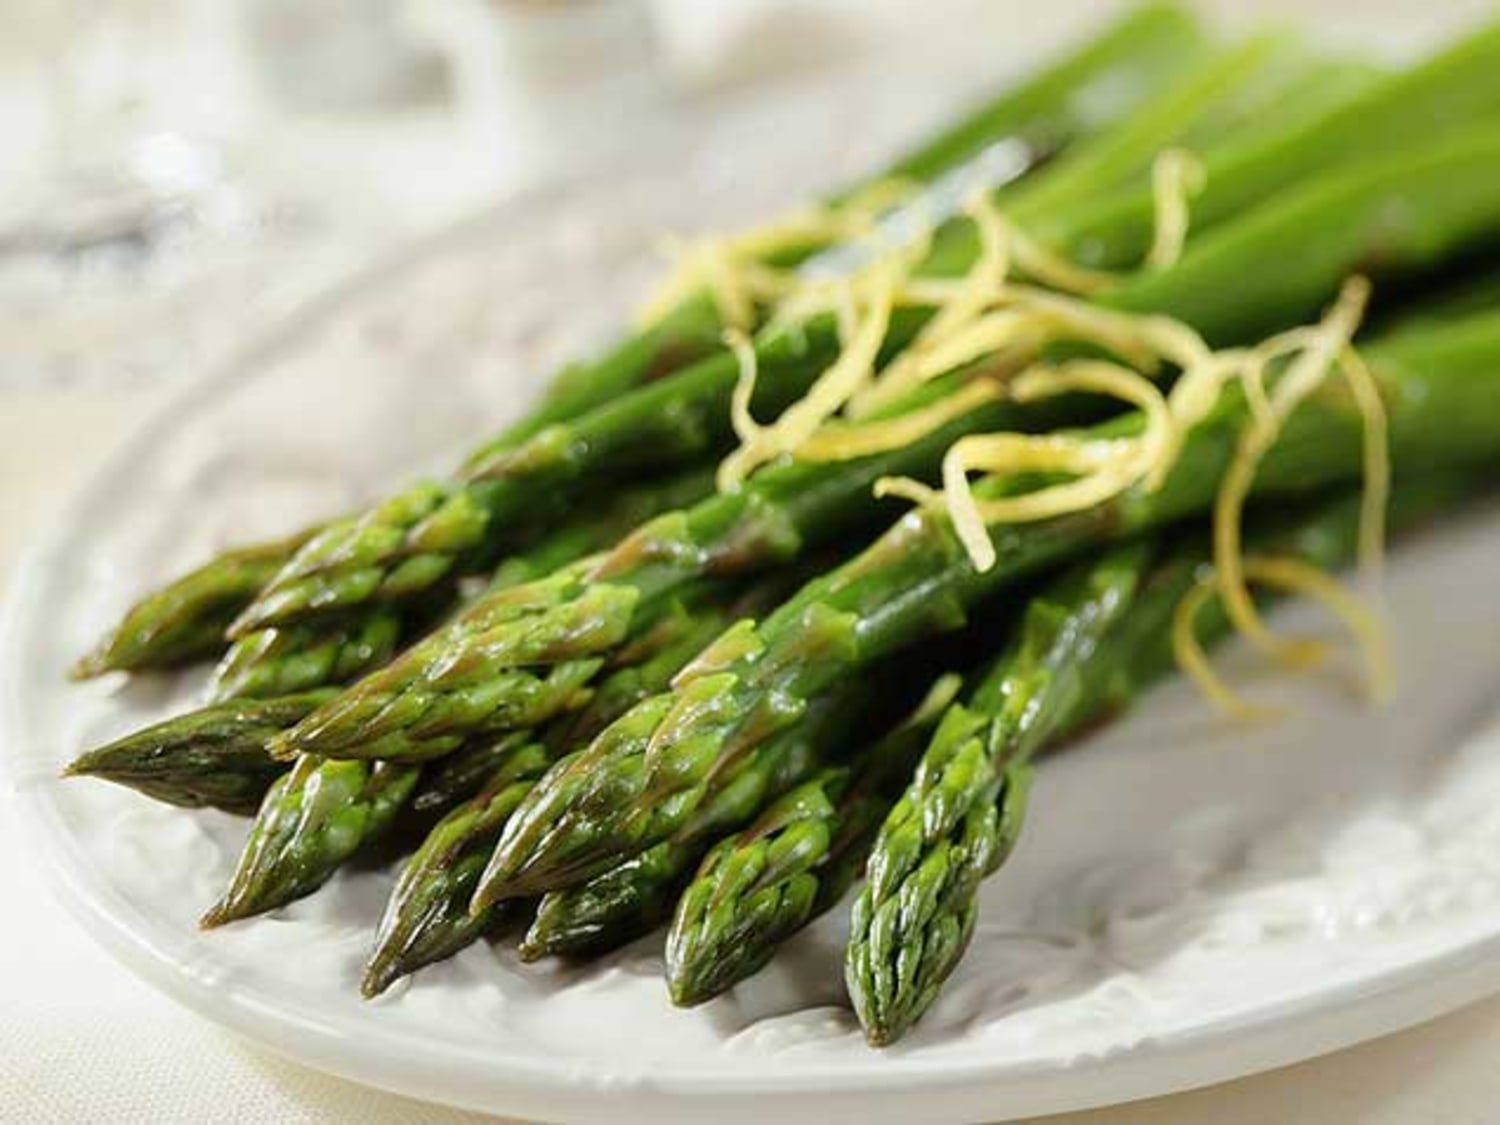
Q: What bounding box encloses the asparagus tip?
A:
[359,956,401,999]
[514,938,547,963]
[264,733,300,762]
[666,978,706,1009]
[863,1025,896,1049]
[69,652,107,680]
[468,880,512,917]
[224,607,258,642]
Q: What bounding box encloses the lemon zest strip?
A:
[1173,552,1393,721]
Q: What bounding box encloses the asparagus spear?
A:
[845,544,1150,1045]
[227,32,1292,638]
[360,740,552,997]
[664,689,964,1005]
[207,467,720,703]
[274,121,1500,767]
[1042,21,1500,270]
[474,284,1500,903]
[515,665,945,962]
[200,753,423,927]
[61,691,333,815]
[360,586,792,991]
[530,676,956,969]
[72,531,318,677]
[845,477,1481,1043]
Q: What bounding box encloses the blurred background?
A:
[1,0,1489,391]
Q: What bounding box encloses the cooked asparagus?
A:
[61,691,333,814]
[475,292,1500,903]
[225,29,1290,637]
[846,476,1480,1043]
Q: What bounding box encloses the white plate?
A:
[7,49,1500,1125]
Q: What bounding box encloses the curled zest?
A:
[1172,552,1393,720]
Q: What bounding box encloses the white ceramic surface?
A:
[6,74,1500,1125]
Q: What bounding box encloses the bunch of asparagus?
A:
[67,5,1500,1047]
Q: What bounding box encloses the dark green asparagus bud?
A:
[62,690,334,814]
[73,531,319,677]
[519,838,700,962]
[269,655,604,764]
[200,756,421,926]
[664,682,955,1005]
[845,545,1148,1045]
[361,740,552,997]
[850,761,1031,1046]
[208,611,403,701]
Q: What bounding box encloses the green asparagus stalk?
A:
[515,667,952,962]
[200,753,423,927]
[207,611,404,702]
[226,31,1291,638]
[265,119,1500,765]
[208,465,721,703]
[61,690,334,814]
[360,740,552,997]
[72,531,318,677]
[845,477,1483,1044]
[359,586,793,991]
[1042,21,1500,270]
[845,544,1150,1045]
[475,282,1500,903]
[664,683,963,1005]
